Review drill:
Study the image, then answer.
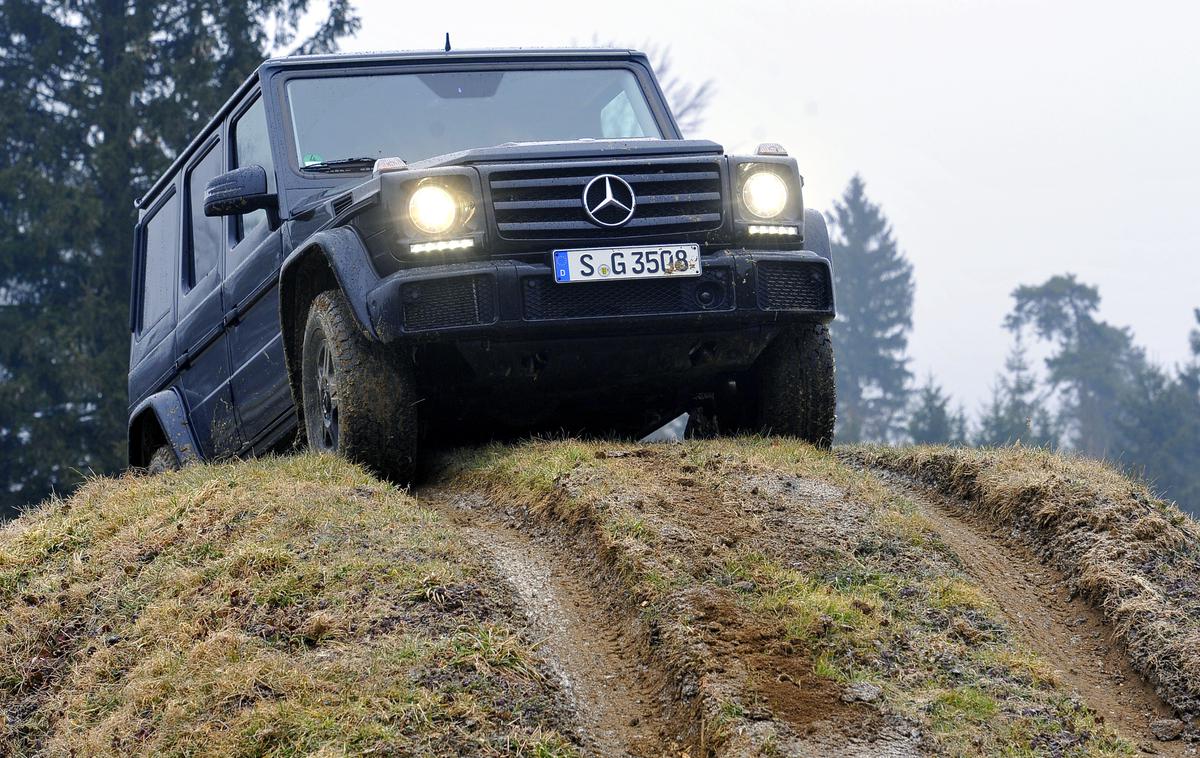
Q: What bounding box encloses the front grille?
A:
[401,275,497,331]
[755,261,833,311]
[523,269,733,321]
[489,159,724,241]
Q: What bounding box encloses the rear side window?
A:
[185,142,223,286]
[232,97,275,241]
[140,189,179,331]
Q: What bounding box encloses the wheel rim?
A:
[314,337,339,451]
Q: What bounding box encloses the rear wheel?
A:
[720,323,836,448]
[301,290,419,483]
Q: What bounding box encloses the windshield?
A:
[286,68,664,169]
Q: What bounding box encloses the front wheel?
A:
[756,323,836,447]
[147,444,180,475]
[301,290,419,483]
[718,323,836,448]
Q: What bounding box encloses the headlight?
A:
[408,184,459,235]
[741,171,789,219]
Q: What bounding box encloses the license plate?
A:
[553,244,701,284]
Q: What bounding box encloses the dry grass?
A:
[847,444,1200,719]
[0,455,575,757]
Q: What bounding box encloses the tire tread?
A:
[302,290,419,483]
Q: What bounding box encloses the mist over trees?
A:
[1005,275,1148,458]
[0,0,358,517]
[907,376,966,446]
[974,337,1058,449]
[827,180,1198,513]
[827,176,914,443]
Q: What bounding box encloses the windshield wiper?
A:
[301,157,379,174]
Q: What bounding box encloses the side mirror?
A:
[204,165,276,217]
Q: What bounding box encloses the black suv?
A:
[127,49,836,480]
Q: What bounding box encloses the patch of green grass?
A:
[932,685,998,725]
[605,513,657,545]
[928,576,995,613]
[442,440,596,503]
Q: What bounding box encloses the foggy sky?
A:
[345,0,1200,411]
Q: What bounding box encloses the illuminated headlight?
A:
[408,184,459,235]
[741,171,789,219]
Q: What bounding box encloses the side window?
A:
[140,189,179,332]
[232,96,275,241]
[185,142,223,287]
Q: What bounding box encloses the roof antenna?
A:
[444,33,451,52]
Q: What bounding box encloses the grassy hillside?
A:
[3,440,1196,756]
[0,456,573,756]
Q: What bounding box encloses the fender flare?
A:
[803,208,833,263]
[127,388,201,467]
[279,226,382,341]
[278,226,384,434]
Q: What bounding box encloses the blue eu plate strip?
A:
[553,250,570,282]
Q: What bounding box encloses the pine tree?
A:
[974,336,1058,448]
[907,375,965,445]
[827,176,914,442]
[0,1,358,516]
[1005,275,1144,456]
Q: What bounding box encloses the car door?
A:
[128,183,180,412]
[175,137,242,458]
[222,92,293,450]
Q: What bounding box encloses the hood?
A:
[407,138,725,169]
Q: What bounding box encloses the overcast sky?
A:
[345,0,1200,411]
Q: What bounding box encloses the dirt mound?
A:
[446,439,1184,755]
[4,441,1195,757]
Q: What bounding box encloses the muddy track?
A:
[870,470,1188,755]
[420,488,680,757]
[424,444,1196,755]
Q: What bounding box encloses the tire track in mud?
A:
[871,471,1187,755]
[420,488,674,758]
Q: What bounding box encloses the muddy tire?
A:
[301,290,419,484]
[738,323,836,448]
[147,444,179,475]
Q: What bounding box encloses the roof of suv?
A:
[263,47,640,70]
[136,48,646,210]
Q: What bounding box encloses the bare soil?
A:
[874,471,1190,756]
[421,488,682,757]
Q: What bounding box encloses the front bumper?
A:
[365,249,834,342]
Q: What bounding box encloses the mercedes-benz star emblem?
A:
[582,174,636,227]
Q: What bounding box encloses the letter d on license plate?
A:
[553,244,701,284]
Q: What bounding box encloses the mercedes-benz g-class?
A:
[127,49,836,481]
